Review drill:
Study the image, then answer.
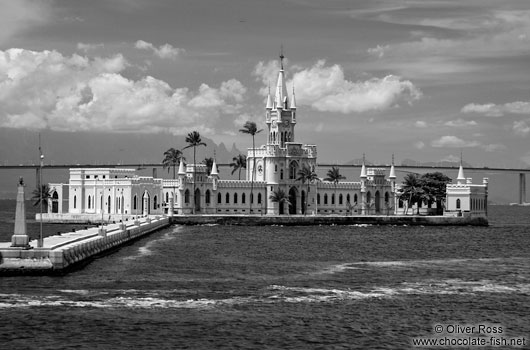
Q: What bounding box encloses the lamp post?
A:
[38,136,44,248]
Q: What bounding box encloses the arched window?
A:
[218,193,222,204]
[324,194,328,205]
[317,193,320,205]
[205,190,211,204]
[242,193,246,204]
[185,190,190,204]
[250,193,254,204]
[153,195,158,210]
[399,199,404,208]
[346,194,350,204]
[133,195,137,210]
[73,195,77,209]
[331,194,335,205]
[384,192,389,203]
[258,193,262,204]
[226,192,230,204]
[275,164,278,172]
[234,193,238,204]
[289,161,298,179]
[354,194,358,204]
[280,169,284,180]
[367,192,371,204]
[88,195,91,209]
[165,192,169,203]
[339,194,343,205]
[456,198,461,209]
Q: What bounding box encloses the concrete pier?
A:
[0,216,170,275]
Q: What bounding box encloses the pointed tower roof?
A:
[360,154,367,178]
[290,85,297,109]
[274,48,289,109]
[389,154,396,179]
[457,152,465,184]
[266,83,273,110]
[210,159,218,176]
[178,159,186,175]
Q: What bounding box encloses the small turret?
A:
[210,159,218,177]
[360,154,367,179]
[389,154,396,179]
[266,84,273,110]
[290,85,297,110]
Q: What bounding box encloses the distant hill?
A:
[400,158,473,168]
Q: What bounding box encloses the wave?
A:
[123,226,182,260]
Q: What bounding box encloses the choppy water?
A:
[1,202,530,349]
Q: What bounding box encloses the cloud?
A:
[444,119,478,127]
[431,136,480,148]
[0,48,245,135]
[77,42,104,52]
[461,102,530,117]
[0,0,53,45]
[367,45,389,58]
[513,120,530,137]
[439,155,460,163]
[414,120,427,128]
[483,143,507,152]
[413,141,425,150]
[521,152,530,166]
[254,60,421,114]
[134,40,184,60]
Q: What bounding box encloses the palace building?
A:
[44,55,486,221]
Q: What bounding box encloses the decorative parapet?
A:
[218,180,267,188]
[248,144,317,158]
[318,181,362,190]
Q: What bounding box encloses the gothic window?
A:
[73,195,77,209]
[331,194,335,205]
[317,193,320,205]
[280,169,284,180]
[354,194,358,204]
[185,190,190,204]
[134,195,137,210]
[347,194,350,204]
[324,194,328,205]
[242,193,246,204]
[258,193,262,204]
[289,161,298,179]
[88,195,91,209]
[339,194,343,205]
[385,192,389,203]
[153,195,158,210]
[165,192,169,203]
[275,164,278,172]
[456,198,461,209]
[205,190,211,204]
[250,193,253,204]
[234,193,238,204]
[226,193,230,204]
[218,193,222,204]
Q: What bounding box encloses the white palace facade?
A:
[44,56,487,221]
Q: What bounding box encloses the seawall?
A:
[0,216,170,276]
[170,215,489,226]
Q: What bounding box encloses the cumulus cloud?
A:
[513,120,530,137]
[415,120,427,128]
[483,144,507,152]
[254,60,421,114]
[444,119,478,127]
[431,136,480,148]
[413,141,425,150]
[134,40,184,60]
[462,101,530,117]
[0,48,245,134]
[77,42,104,52]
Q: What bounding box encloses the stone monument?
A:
[11,177,31,248]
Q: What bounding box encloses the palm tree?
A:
[162,148,185,179]
[32,183,51,212]
[239,121,262,213]
[229,154,247,180]
[296,164,319,215]
[269,188,291,215]
[183,131,207,214]
[324,166,346,213]
[202,157,214,175]
[398,173,424,215]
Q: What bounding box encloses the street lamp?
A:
[38,137,44,248]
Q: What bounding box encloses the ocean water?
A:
[0,201,529,349]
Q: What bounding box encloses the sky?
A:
[1,0,530,168]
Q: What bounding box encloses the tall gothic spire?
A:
[274,47,289,109]
[457,151,465,184]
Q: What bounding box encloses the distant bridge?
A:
[0,163,528,204]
